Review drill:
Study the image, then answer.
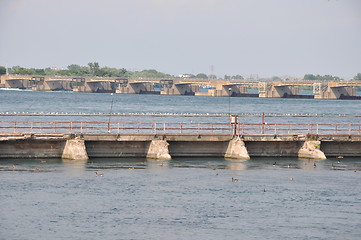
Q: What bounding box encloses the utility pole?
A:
[108,93,115,133]
[228,87,232,116]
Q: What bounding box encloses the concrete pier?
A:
[0,134,360,160]
[116,82,155,94]
[298,140,327,160]
[224,138,250,160]
[62,138,89,160]
[259,82,299,98]
[146,139,172,160]
[314,82,358,99]
[161,83,198,95]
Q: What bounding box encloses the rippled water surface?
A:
[1,90,361,239]
[1,89,361,124]
[1,158,361,240]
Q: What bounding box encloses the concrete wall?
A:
[321,141,361,157]
[116,83,153,94]
[84,81,114,93]
[0,139,65,158]
[168,141,229,157]
[260,85,299,98]
[161,84,198,95]
[85,141,149,158]
[328,87,356,99]
[5,79,27,89]
[0,134,360,159]
[245,141,303,157]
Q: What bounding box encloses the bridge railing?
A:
[238,123,361,135]
[0,121,360,135]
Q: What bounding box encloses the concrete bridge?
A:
[1,75,360,99]
[0,120,360,160]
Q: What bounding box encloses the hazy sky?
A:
[0,0,360,79]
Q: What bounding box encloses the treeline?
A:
[303,73,361,81]
[0,63,225,80]
[0,63,174,79]
[1,65,360,81]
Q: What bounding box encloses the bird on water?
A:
[95,172,104,177]
[231,177,238,182]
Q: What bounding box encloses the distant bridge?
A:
[1,75,361,100]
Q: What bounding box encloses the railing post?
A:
[31,122,33,134]
[70,122,73,133]
[163,123,166,134]
[316,124,319,135]
[180,123,182,134]
[13,121,16,133]
[80,122,83,134]
[349,124,351,135]
[335,124,338,134]
[274,124,277,135]
[54,122,56,133]
[261,112,265,134]
[117,122,120,134]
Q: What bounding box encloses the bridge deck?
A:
[1,121,360,136]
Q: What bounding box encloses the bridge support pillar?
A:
[225,138,250,160]
[259,81,300,98]
[161,84,198,95]
[147,139,172,160]
[78,81,114,93]
[314,82,357,99]
[116,83,153,94]
[298,140,326,160]
[62,138,89,161]
[326,86,355,99]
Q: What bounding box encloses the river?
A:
[1,89,361,240]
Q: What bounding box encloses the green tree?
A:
[304,74,341,81]
[12,67,33,75]
[304,74,317,80]
[132,69,172,78]
[88,62,100,76]
[0,66,6,75]
[272,76,282,81]
[67,64,82,72]
[353,73,361,81]
[232,75,244,80]
[32,68,46,75]
[44,67,56,75]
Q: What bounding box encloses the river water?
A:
[1,89,361,240]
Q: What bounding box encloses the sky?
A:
[0,0,360,79]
